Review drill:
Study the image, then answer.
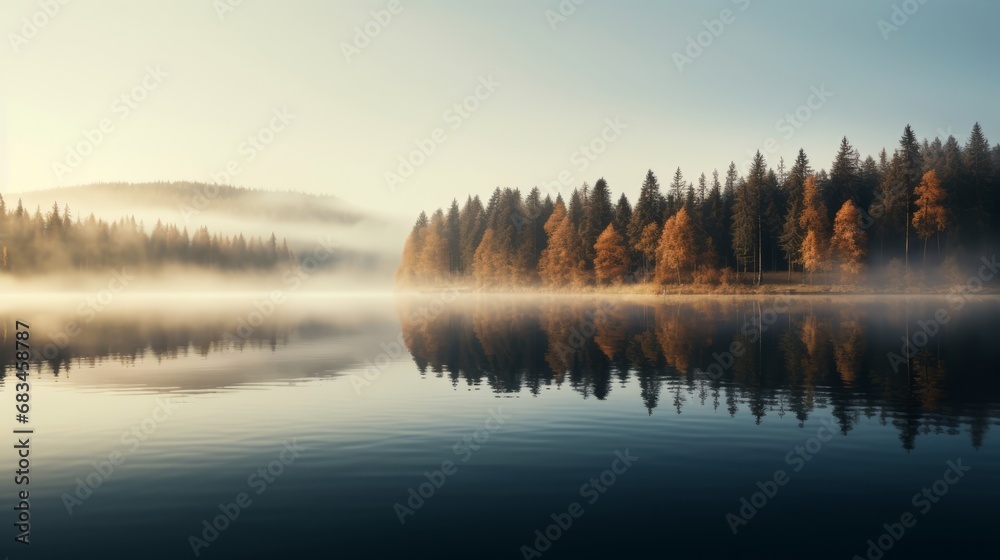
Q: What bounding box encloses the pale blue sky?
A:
[1,0,996,219]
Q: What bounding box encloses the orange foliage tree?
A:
[473,228,504,285]
[593,224,630,285]
[799,176,831,279]
[912,169,948,262]
[634,222,661,280]
[655,207,697,284]
[831,200,868,278]
[538,200,588,287]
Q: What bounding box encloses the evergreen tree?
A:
[829,137,861,213]
[628,170,662,249]
[612,192,633,250]
[581,178,614,267]
[459,196,486,274]
[446,199,461,273]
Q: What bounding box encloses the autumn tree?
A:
[593,224,630,285]
[473,228,503,284]
[538,199,588,287]
[799,176,831,279]
[418,209,450,282]
[912,169,948,262]
[655,207,696,284]
[832,200,868,279]
[395,212,427,286]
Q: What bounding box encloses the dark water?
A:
[1,294,998,559]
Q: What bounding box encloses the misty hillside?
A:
[11,181,404,255]
[12,182,365,225]
[5,182,407,287]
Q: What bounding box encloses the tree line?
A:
[396,123,999,287]
[0,196,293,274]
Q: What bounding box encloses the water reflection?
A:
[2,296,996,450]
[398,296,1000,450]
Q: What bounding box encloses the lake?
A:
[2,293,998,559]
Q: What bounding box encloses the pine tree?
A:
[518,187,548,278]
[419,209,450,282]
[446,199,461,273]
[731,152,766,282]
[581,178,614,267]
[628,170,662,249]
[459,196,486,274]
[612,192,632,250]
[829,137,861,213]
[634,222,661,280]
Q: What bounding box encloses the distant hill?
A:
[4,182,406,284]
[9,182,366,226]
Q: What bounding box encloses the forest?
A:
[395,124,1000,289]
[0,196,293,274]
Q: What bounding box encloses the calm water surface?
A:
[1,295,998,559]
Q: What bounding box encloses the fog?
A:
[8,182,409,268]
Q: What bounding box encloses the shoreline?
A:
[396,283,1000,298]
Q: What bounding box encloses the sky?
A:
[1,0,997,222]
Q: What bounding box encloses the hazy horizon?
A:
[3,0,998,223]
